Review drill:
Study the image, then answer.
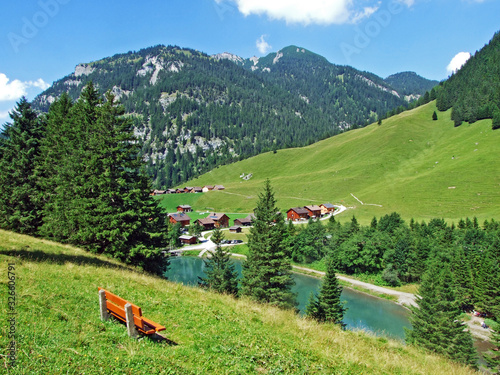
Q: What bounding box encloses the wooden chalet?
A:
[213,185,225,190]
[190,187,203,193]
[177,205,192,213]
[166,189,176,194]
[229,226,242,233]
[184,187,193,193]
[179,235,198,245]
[234,214,255,227]
[197,218,216,230]
[202,185,214,192]
[168,213,191,227]
[206,213,230,228]
[286,207,310,221]
[151,190,166,196]
[175,188,184,194]
[320,203,336,215]
[305,205,322,218]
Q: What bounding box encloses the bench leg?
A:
[125,303,139,338]
[99,290,110,321]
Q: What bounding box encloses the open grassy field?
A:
[0,229,478,374]
[176,102,499,225]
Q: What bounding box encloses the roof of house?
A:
[203,185,214,189]
[177,205,192,209]
[305,205,322,212]
[229,226,242,231]
[169,213,191,221]
[197,218,216,225]
[179,235,197,241]
[321,203,335,208]
[214,185,225,190]
[287,207,309,215]
[191,187,203,191]
[206,212,228,221]
[235,217,253,224]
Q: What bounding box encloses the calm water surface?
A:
[165,256,411,340]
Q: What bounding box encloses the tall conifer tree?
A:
[241,179,296,309]
[306,256,346,327]
[406,261,477,368]
[0,97,44,234]
[39,84,169,274]
[199,226,238,295]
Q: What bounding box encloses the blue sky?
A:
[1,0,499,125]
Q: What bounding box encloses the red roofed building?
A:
[287,207,310,221]
[168,213,191,227]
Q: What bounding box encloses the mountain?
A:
[384,71,439,99]
[33,44,427,188]
[181,101,500,223]
[436,31,500,127]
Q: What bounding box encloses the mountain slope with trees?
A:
[384,71,439,98]
[32,44,426,188]
[436,31,500,128]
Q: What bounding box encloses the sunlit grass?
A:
[0,229,478,374]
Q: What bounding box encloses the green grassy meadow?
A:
[176,102,499,225]
[0,230,478,374]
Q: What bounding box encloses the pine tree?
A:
[406,261,477,368]
[306,257,346,326]
[484,328,500,374]
[0,97,45,234]
[432,111,438,121]
[39,85,169,275]
[241,179,297,309]
[199,226,238,295]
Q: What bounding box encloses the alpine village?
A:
[1,9,500,374]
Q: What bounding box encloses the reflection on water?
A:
[165,256,411,340]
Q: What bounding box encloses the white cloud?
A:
[256,35,272,54]
[0,73,50,102]
[219,0,380,25]
[446,52,471,74]
[0,109,11,126]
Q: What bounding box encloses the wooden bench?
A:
[98,287,165,337]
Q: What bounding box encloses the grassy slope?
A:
[0,230,477,374]
[179,102,499,224]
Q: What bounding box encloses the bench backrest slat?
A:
[98,287,142,317]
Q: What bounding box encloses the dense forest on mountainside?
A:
[239,46,407,129]
[384,71,439,97]
[33,45,417,188]
[436,31,500,128]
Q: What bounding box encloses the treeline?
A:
[287,213,500,320]
[436,31,500,128]
[0,86,176,275]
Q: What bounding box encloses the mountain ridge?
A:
[32,44,436,188]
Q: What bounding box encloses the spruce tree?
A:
[406,261,477,368]
[199,226,238,295]
[484,328,500,374]
[241,179,296,309]
[0,97,45,234]
[306,256,346,327]
[39,85,169,274]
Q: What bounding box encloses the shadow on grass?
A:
[105,316,178,346]
[0,247,131,271]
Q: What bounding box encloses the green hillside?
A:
[174,101,499,224]
[0,230,477,374]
